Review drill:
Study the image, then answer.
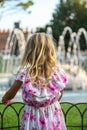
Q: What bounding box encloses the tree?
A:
[50,0,87,42]
[0,0,34,19]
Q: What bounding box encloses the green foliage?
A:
[17,0,34,10]
[0,0,34,9]
[0,0,34,18]
[50,0,87,42]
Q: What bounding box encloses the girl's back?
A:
[16,66,67,130]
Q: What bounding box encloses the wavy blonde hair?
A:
[20,33,57,85]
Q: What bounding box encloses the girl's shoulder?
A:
[53,65,65,74]
[52,65,68,84]
[15,67,28,82]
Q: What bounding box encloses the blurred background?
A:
[0,0,87,102]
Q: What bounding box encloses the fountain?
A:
[1,27,26,73]
[0,25,27,101]
[0,26,87,102]
[46,26,53,38]
[57,26,87,90]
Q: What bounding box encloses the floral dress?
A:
[16,67,68,130]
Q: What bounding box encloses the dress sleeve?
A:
[15,68,27,83]
[53,67,68,91]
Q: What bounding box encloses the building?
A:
[0,28,28,52]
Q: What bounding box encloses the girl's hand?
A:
[4,100,11,105]
[2,99,11,106]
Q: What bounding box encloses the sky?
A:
[0,0,59,30]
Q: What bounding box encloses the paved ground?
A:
[61,90,87,103]
[1,89,87,103]
[0,77,87,103]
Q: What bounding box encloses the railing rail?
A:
[0,102,87,130]
[61,102,87,130]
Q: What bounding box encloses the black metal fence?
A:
[0,102,87,130]
[61,102,87,130]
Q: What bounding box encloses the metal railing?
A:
[0,102,24,130]
[61,102,87,130]
[0,102,87,130]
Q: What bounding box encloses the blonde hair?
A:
[20,33,57,85]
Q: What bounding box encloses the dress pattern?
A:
[16,67,68,130]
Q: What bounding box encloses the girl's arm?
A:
[2,80,22,104]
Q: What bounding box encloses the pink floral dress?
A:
[16,67,68,130]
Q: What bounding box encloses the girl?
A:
[2,33,68,130]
